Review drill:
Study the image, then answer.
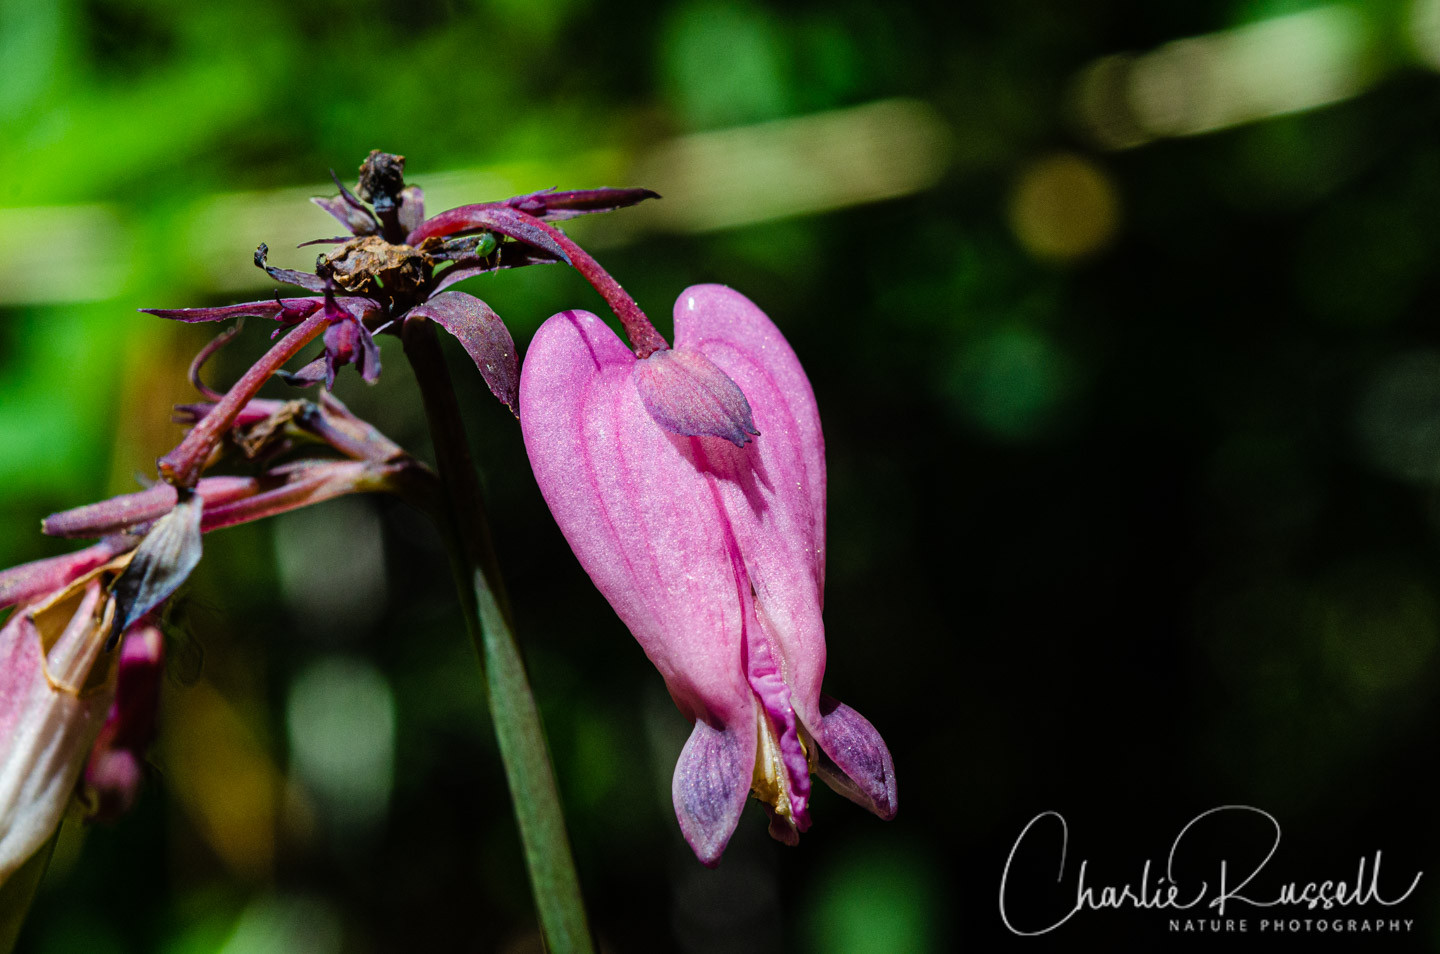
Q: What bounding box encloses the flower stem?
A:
[158,311,330,487]
[401,319,594,954]
[520,215,670,359]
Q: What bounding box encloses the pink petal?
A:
[0,538,132,608]
[519,310,751,726]
[0,582,119,882]
[671,285,828,732]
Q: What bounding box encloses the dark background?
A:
[3,0,1440,950]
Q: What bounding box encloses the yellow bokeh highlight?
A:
[1008,153,1119,262]
[162,680,280,879]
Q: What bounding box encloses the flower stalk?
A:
[157,309,331,487]
[402,318,593,953]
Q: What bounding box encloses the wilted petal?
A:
[396,186,425,233]
[633,348,757,447]
[813,696,897,820]
[0,579,119,885]
[505,187,660,221]
[109,492,203,643]
[356,320,381,383]
[323,319,356,388]
[0,538,133,609]
[311,194,379,236]
[142,298,322,325]
[254,244,326,292]
[279,356,329,388]
[672,717,756,867]
[408,291,519,414]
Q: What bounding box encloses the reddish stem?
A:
[409,204,669,358]
[199,461,418,532]
[158,311,330,487]
[45,477,260,538]
[522,216,669,358]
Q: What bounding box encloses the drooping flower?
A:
[0,570,123,885]
[519,284,896,865]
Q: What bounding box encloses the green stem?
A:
[402,318,594,954]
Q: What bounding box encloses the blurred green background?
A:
[5,0,1440,950]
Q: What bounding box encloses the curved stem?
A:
[521,216,669,359]
[159,312,330,487]
[402,319,594,954]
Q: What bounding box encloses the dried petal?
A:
[254,244,326,292]
[142,298,322,325]
[397,186,425,233]
[0,538,134,609]
[311,195,379,236]
[0,579,119,885]
[506,187,660,221]
[109,492,203,645]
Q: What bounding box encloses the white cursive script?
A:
[998,806,1424,937]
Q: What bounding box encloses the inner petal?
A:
[744,619,813,839]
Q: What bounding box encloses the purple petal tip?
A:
[673,719,754,867]
[815,696,898,821]
[633,348,759,448]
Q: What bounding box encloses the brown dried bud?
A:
[321,234,430,299]
[357,151,406,205]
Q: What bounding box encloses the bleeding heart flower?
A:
[0,572,121,886]
[519,284,896,866]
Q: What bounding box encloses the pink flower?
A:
[519,284,896,866]
[0,573,121,884]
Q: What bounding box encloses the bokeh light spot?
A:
[801,842,946,954]
[1316,560,1438,696]
[286,657,396,837]
[1353,351,1440,485]
[948,326,1078,442]
[661,1,790,130]
[1008,153,1118,262]
[217,893,342,954]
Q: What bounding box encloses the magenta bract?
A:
[519,285,896,866]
